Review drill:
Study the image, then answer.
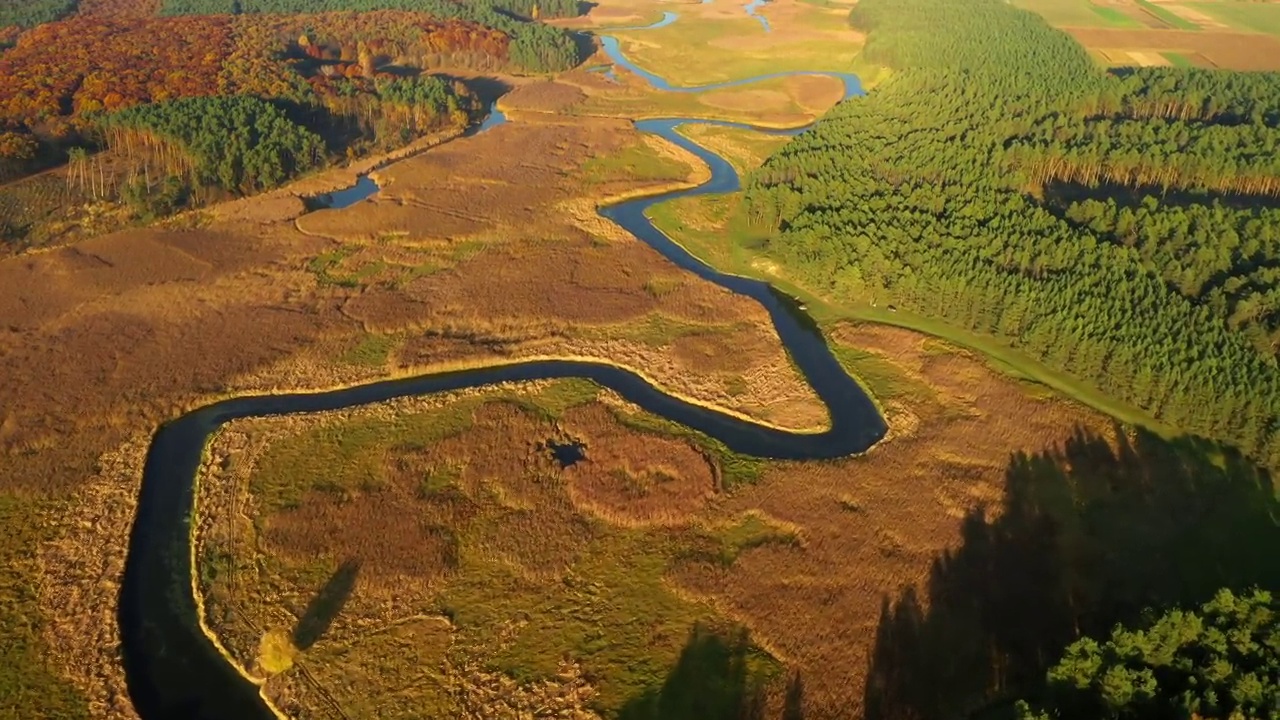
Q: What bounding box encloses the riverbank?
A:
[645,187,1173,435]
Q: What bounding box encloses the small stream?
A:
[308,102,508,211]
[118,6,872,720]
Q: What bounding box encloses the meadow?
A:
[604,0,862,85]
[196,315,1176,718]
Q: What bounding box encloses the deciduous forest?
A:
[0,0,584,239]
[745,0,1280,469]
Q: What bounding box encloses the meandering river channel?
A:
[118,6,882,718]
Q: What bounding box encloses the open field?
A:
[1185,0,1280,35]
[196,321,1150,718]
[557,67,846,127]
[1012,0,1144,27]
[676,124,794,175]
[605,0,863,85]
[1065,27,1280,69]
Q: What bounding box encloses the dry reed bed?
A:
[193,323,1117,719]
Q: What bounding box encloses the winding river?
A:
[118,7,881,719]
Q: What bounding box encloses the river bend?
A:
[118,7,880,719]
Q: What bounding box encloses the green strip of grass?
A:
[646,194,1173,436]
[1135,0,1199,30]
[1185,1,1280,35]
[1090,5,1142,28]
[1163,51,1195,67]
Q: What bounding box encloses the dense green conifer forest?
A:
[0,0,77,29]
[1019,589,1277,720]
[100,96,325,194]
[161,0,583,71]
[745,0,1280,467]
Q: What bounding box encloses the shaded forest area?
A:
[863,428,1280,719]
[745,0,1280,469]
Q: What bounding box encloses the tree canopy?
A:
[745,0,1280,468]
[0,0,77,29]
[160,0,583,71]
[1019,589,1278,720]
[100,95,325,194]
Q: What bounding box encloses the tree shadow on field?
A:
[292,558,361,651]
[619,624,803,720]
[863,425,1280,720]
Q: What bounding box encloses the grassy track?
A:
[1134,0,1199,29]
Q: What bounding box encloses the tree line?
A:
[0,0,77,29]
[99,95,326,195]
[160,0,583,72]
[744,0,1280,467]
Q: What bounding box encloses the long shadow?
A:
[292,558,361,651]
[619,624,776,720]
[864,425,1280,720]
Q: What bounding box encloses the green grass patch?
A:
[306,244,362,287]
[1014,0,1139,27]
[342,334,398,367]
[582,141,690,186]
[607,406,767,488]
[706,513,800,565]
[501,378,603,420]
[1162,51,1195,67]
[1134,0,1199,29]
[0,494,89,720]
[1090,4,1142,27]
[1185,1,1280,35]
[832,345,936,407]
[676,124,792,176]
[252,401,481,514]
[573,312,733,348]
[610,13,858,85]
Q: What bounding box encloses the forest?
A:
[744,0,1280,469]
[0,0,77,29]
[0,0,579,228]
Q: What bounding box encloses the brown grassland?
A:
[1065,27,1280,69]
[193,322,1119,719]
[0,0,853,713]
